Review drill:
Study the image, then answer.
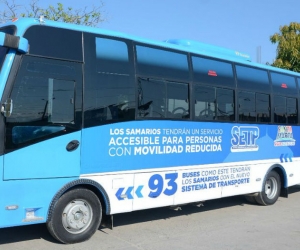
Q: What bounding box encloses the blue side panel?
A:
[0,131,81,227]
[4,131,81,180]
[81,121,300,174]
[0,175,77,228]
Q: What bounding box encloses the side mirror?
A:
[0,32,29,53]
[1,98,13,117]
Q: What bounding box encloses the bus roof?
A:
[1,17,299,77]
[165,39,251,62]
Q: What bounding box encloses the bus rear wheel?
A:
[47,188,102,244]
[255,170,281,206]
[244,195,257,204]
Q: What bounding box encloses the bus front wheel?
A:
[47,188,102,244]
[255,170,281,206]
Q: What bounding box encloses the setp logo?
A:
[231,126,259,152]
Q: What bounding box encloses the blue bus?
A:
[0,17,300,244]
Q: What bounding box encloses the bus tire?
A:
[47,188,102,244]
[255,171,281,206]
[244,195,257,204]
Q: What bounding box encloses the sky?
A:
[3,0,300,64]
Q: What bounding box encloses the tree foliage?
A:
[0,0,104,26]
[270,22,300,72]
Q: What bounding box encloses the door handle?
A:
[66,140,80,152]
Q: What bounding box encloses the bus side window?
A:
[138,78,189,119]
[83,34,135,127]
[195,85,215,121]
[287,97,298,124]
[274,95,286,124]
[216,88,234,121]
[166,81,189,119]
[5,56,81,149]
[274,96,298,124]
[138,78,165,118]
[238,91,256,122]
[256,93,270,123]
[195,86,234,121]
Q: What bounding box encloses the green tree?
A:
[0,0,105,27]
[270,22,300,72]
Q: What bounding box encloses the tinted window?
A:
[274,95,286,124]
[271,72,297,96]
[256,93,270,122]
[287,97,297,124]
[238,91,256,122]
[5,56,82,150]
[9,77,75,125]
[236,65,270,91]
[136,45,189,81]
[84,34,135,127]
[195,85,215,120]
[24,26,83,61]
[216,88,235,121]
[138,78,189,119]
[192,56,235,87]
[195,85,234,121]
[238,91,270,123]
[96,37,129,74]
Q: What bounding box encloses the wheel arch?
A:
[47,179,111,222]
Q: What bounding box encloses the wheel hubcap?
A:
[264,177,278,199]
[62,199,93,234]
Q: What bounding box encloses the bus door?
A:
[2,56,83,180]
